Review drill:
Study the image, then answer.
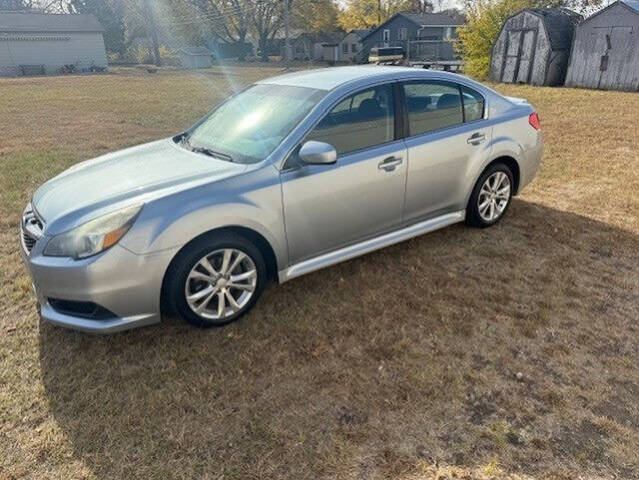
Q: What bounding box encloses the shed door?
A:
[501,29,537,83]
[598,26,634,90]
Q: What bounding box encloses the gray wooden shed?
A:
[490,8,581,85]
[178,47,212,69]
[565,0,639,91]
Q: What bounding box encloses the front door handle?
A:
[467,132,486,145]
[378,156,403,172]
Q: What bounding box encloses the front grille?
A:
[20,204,45,255]
[22,230,36,252]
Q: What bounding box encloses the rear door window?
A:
[403,81,463,136]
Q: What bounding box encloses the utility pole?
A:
[144,0,162,67]
[284,0,292,62]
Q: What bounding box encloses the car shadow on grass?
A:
[39,199,639,479]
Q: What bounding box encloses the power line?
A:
[166,0,282,27]
[164,4,251,24]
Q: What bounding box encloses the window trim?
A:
[458,85,466,123]
[383,29,390,42]
[400,80,486,139]
[459,84,486,125]
[394,82,408,139]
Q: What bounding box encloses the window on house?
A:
[342,43,349,54]
[399,28,407,41]
[383,29,390,42]
[351,43,357,53]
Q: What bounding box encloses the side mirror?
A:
[299,140,337,165]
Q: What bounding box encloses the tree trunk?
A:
[144,0,162,66]
[259,35,269,62]
[238,31,247,61]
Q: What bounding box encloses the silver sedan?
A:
[20,66,542,333]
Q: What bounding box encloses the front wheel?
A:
[466,163,514,228]
[165,233,267,328]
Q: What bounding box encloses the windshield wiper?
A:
[174,132,189,146]
[176,133,234,163]
[190,146,234,163]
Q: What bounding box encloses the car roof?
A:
[257,65,471,91]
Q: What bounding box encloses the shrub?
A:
[457,0,533,79]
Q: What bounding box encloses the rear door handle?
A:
[378,156,403,172]
[467,132,486,145]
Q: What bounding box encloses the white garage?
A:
[0,12,107,76]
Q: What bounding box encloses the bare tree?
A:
[412,0,434,12]
[143,0,162,65]
[250,0,283,61]
[179,0,250,44]
[172,0,283,61]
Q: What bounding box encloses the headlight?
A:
[43,205,142,259]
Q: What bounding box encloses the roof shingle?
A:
[398,12,461,26]
[525,8,582,50]
[621,0,639,12]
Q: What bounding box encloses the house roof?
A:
[397,11,462,27]
[361,11,461,42]
[577,1,639,27]
[0,12,104,33]
[524,8,582,50]
[621,0,639,12]
[350,29,372,39]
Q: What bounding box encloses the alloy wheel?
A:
[184,248,257,321]
[478,171,511,222]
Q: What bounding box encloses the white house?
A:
[338,29,372,62]
[0,12,107,76]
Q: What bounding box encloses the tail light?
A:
[529,112,540,130]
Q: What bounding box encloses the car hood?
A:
[32,138,247,231]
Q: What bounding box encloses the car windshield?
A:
[183,84,326,164]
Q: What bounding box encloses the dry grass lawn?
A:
[0,65,638,480]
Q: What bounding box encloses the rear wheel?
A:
[166,233,267,327]
[466,163,514,228]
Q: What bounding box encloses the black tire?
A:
[164,232,267,328]
[466,162,514,228]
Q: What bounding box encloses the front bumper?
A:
[39,301,159,333]
[20,236,178,334]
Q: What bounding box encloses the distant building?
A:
[178,46,213,69]
[0,12,107,76]
[360,12,462,62]
[338,29,372,63]
[490,8,581,86]
[565,0,639,91]
[291,32,343,61]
